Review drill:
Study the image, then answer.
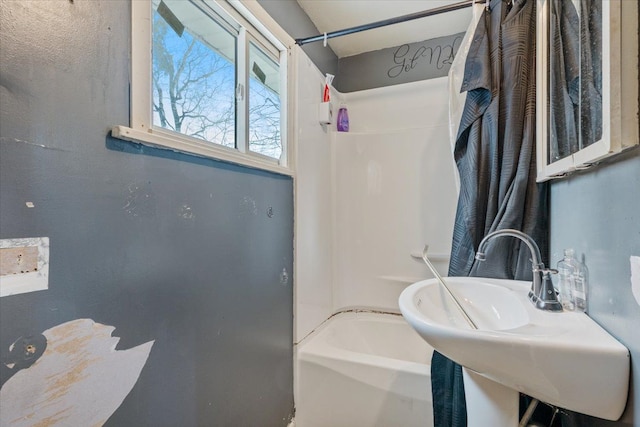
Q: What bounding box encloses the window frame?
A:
[113,0,292,176]
[535,0,639,182]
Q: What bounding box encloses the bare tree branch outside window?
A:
[153,12,235,148]
[152,9,283,160]
[249,77,282,159]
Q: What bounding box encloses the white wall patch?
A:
[631,256,640,307]
[0,319,154,426]
[0,237,49,297]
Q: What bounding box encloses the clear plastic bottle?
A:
[573,255,589,312]
[556,249,578,311]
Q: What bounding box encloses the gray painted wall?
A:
[550,148,640,426]
[257,0,463,92]
[336,33,465,93]
[0,0,294,425]
[257,0,339,77]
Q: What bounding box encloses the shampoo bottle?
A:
[337,105,349,132]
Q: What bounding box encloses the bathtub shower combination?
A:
[295,311,434,427]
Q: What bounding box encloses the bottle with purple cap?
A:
[337,105,349,132]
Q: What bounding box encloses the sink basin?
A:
[399,277,630,421]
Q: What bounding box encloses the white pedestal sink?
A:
[463,368,519,427]
[399,277,630,423]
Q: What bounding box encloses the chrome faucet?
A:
[475,229,563,312]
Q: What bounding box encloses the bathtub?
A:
[295,311,434,427]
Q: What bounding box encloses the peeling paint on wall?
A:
[0,319,153,427]
[631,256,640,307]
[122,182,156,218]
[0,137,70,152]
[240,196,258,216]
[178,204,195,220]
[0,237,50,297]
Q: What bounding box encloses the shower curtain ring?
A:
[323,32,328,47]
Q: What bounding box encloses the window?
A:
[113,0,290,174]
[535,0,639,181]
[248,42,282,159]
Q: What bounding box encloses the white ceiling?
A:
[296,0,474,58]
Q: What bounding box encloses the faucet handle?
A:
[533,267,558,276]
[533,268,563,312]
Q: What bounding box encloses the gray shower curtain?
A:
[432,0,548,425]
[548,0,603,163]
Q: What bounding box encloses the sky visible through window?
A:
[249,43,282,159]
[152,6,282,159]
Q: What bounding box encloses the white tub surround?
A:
[332,78,458,312]
[294,70,458,332]
[293,48,342,343]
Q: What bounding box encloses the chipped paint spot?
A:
[0,319,154,427]
[280,268,289,285]
[0,137,69,152]
[178,204,194,220]
[122,182,155,218]
[240,196,258,216]
[25,202,35,208]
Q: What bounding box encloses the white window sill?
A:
[111,125,293,177]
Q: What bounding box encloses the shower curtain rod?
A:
[295,0,482,46]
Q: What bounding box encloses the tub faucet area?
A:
[475,229,563,312]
